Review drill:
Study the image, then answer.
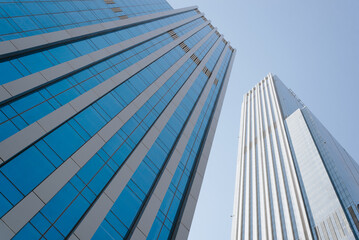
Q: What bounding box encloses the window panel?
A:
[44,123,85,161]
[0,60,23,84]
[12,224,41,240]
[1,147,55,196]
[54,194,89,236]
[41,183,78,223]
[30,213,51,235]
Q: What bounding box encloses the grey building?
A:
[232,74,359,240]
[0,1,235,239]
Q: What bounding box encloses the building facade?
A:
[0,1,235,239]
[232,74,359,240]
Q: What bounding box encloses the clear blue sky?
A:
[168,0,359,239]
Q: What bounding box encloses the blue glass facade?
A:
[0,1,235,239]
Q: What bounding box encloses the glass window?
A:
[0,172,23,205]
[0,61,23,84]
[44,123,84,161]
[54,194,89,236]
[0,193,12,217]
[30,213,51,234]
[12,224,41,240]
[41,183,77,223]
[13,16,38,31]
[49,45,77,63]
[75,107,106,136]
[0,120,18,142]
[19,52,54,74]
[110,186,141,227]
[1,146,55,195]
[132,163,156,193]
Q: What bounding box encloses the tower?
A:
[0,1,235,239]
[232,74,359,240]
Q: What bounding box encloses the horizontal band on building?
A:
[0,21,211,165]
[0,6,198,60]
[0,14,204,105]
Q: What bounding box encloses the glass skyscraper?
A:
[0,1,235,239]
[232,74,359,240]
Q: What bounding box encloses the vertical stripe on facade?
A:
[232,75,313,240]
[233,74,359,240]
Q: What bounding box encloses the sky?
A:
[167,0,359,239]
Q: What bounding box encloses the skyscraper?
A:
[232,74,359,240]
[0,1,235,239]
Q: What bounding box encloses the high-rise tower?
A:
[232,74,359,240]
[0,1,235,239]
